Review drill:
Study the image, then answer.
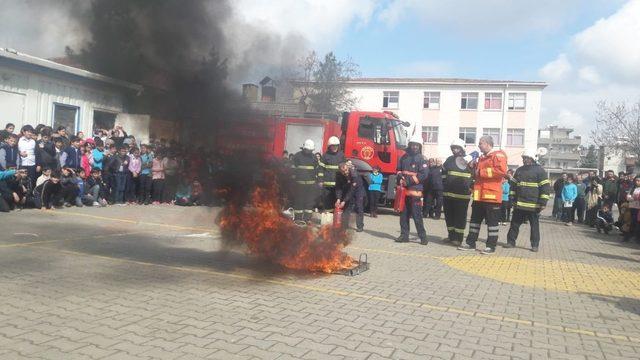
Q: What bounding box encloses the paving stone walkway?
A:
[1,205,639,359]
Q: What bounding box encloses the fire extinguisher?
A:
[394,184,407,213]
[333,201,344,229]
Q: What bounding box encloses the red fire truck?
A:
[217,110,410,202]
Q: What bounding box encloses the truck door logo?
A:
[361,146,374,160]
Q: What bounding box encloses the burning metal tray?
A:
[336,253,369,276]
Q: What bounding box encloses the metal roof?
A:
[348,77,547,87]
[0,47,143,92]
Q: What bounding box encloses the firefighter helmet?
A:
[522,148,537,159]
[450,138,466,149]
[328,136,340,146]
[302,139,315,150]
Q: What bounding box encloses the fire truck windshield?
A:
[392,120,408,149]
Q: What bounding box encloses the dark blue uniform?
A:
[336,168,365,231]
[397,146,429,243]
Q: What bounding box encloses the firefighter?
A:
[292,139,319,222]
[442,138,474,246]
[396,135,429,245]
[318,136,346,211]
[505,149,551,252]
[458,135,508,254]
[335,162,365,232]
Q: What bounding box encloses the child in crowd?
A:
[623,175,640,242]
[162,152,179,203]
[33,169,62,209]
[36,127,58,171]
[92,139,105,170]
[501,177,510,225]
[0,134,19,170]
[83,168,107,206]
[60,167,81,207]
[36,168,52,188]
[75,169,87,207]
[102,144,117,204]
[596,204,614,234]
[17,125,37,189]
[368,166,383,217]
[139,144,153,205]
[151,152,165,204]
[80,146,91,178]
[174,175,193,206]
[562,174,578,226]
[127,147,141,204]
[113,146,130,205]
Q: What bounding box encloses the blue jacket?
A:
[92,148,104,170]
[140,153,153,175]
[63,146,82,169]
[368,172,383,192]
[502,181,510,201]
[0,169,16,181]
[561,183,577,202]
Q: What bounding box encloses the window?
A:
[423,92,440,109]
[507,128,525,146]
[460,92,478,110]
[422,126,438,144]
[382,91,399,109]
[482,128,501,145]
[53,103,79,133]
[357,116,390,145]
[508,93,526,110]
[459,127,476,144]
[484,92,502,110]
[93,110,117,134]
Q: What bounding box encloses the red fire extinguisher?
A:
[394,184,406,213]
[333,201,344,229]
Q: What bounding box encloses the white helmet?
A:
[522,148,537,159]
[450,138,465,148]
[302,139,315,151]
[328,136,340,146]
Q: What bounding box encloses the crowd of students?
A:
[551,170,640,241]
[0,122,212,212]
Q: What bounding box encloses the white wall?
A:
[0,65,125,135]
[348,82,544,166]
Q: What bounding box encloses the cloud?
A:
[578,66,601,85]
[539,54,572,82]
[538,0,640,140]
[231,0,376,53]
[572,0,640,83]
[378,0,579,35]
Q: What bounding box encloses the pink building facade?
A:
[347,78,547,167]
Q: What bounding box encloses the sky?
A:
[1,0,639,141]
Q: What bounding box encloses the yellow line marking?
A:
[0,231,150,249]
[19,243,637,344]
[44,211,217,233]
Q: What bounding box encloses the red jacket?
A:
[473,150,508,204]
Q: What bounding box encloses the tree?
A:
[579,145,598,168]
[296,51,360,113]
[592,100,640,161]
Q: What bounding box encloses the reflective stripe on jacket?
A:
[511,163,551,211]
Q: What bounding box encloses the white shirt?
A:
[18,137,36,166]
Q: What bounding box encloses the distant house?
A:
[537,125,582,173]
[0,47,145,138]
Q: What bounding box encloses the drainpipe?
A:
[499,84,508,151]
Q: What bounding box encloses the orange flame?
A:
[218,173,355,273]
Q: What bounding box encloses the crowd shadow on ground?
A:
[6,221,344,282]
[589,294,640,316]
